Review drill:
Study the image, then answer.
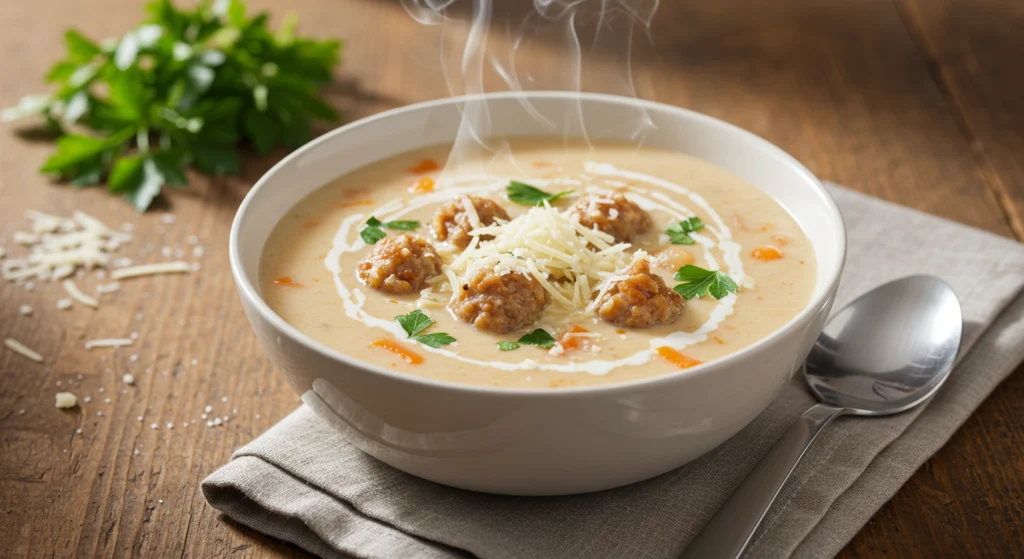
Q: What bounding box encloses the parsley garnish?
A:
[2,0,342,211]
[395,310,456,348]
[497,341,520,351]
[506,181,573,206]
[516,328,556,349]
[396,309,434,337]
[672,265,739,300]
[361,216,421,244]
[413,333,457,348]
[666,217,705,245]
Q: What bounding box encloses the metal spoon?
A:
[683,275,962,559]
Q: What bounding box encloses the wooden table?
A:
[2,0,1022,557]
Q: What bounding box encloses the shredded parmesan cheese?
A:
[110,261,190,280]
[1,211,130,282]
[439,202,638,314]
[85,338,134,349]
[5,338,43,362]
[62,279,99,308]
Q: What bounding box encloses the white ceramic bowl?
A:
[230,92,846,496]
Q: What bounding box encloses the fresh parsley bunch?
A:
[2,0,342,211]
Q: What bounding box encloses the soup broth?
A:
[260,139,816,388]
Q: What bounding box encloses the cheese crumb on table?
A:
[54,392,77,408]
[18,304,32,315]
[56,299,72,310]
[122,374,135,385]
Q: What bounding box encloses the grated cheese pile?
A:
[1,211,130,282]
[426,202,639,314]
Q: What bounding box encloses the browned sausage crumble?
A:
[595,259,685,328]
[449,269,549,334]
[432,196,510,250]
[356,234,442,295]
[568,192,652,243]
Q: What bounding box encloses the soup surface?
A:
[260,139,816,388]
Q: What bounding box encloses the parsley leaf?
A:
[672,265,739,300]
[360,226,386,245]
[497,341,520,351]
[506,181,574,206]
[361,216,420,244]
[666,217,705,245]
[380,220,420,231]
[395,309,434,337]
[395,310,456,348]
[517,328,556,349]
[411,333,457,348]
[5,0,343,211]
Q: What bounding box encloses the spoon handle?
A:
[682,403,846,559]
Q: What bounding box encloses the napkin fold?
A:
[203,185,1024,559]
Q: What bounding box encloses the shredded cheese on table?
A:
[5,338,43,362]
[111,261,190,280]
[85,338,134,350]
[1,210,129,282]
[62,279,99,308]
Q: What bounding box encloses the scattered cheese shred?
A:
[62,279,99,308]
[96,282,121,294]
[111,261,191,280]
[85,338,134,350]
[5,338,43,362]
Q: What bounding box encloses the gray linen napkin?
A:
[203,185,1024,559]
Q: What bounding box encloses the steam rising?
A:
[400,0,659,172]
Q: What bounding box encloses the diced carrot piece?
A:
[369,339,424,364]
[273,277,303,287]
[338,199,373,208]
[410,177,435,193]
[656,346,703,369]
[751,245,784,261]
[558,325,590,351]
[409,159,440,174]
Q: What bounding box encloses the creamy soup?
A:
[260,139,816,389]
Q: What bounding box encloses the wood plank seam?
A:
[894,0,1024,241]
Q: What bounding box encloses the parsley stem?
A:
[136,127,149,153]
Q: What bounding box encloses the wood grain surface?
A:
[1,0,1022,557]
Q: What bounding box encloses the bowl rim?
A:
[230,91,847,398]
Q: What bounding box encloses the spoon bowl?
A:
[806,275,963,415]
[684,275,963,558]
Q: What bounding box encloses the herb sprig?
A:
[672,265,739,300]
[395,310,456,349]
[360,216,421,244]
[2,0,342,211]
[666,217,704,245]
[506,181,573,206]
[498,328,557,351]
